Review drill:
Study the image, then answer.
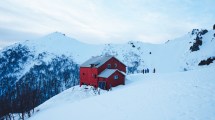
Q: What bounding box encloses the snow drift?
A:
[29,66,215,120]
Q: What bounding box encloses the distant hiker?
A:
[142,69,145,74]
[98,88,100,95]
[153,68,156,73]
[147,68,149,73]
[145,69,147,73]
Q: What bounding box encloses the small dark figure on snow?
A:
[153,68,156,73]
[98,88,100,95]
[213,24,215,30]
[142,69,145,74]
[147,68,149,73]
[145,69,147,73]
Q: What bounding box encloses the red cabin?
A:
[80,56,126,90]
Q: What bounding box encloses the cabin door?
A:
[98,81,106,89]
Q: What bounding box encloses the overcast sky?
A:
[0,0,215,48]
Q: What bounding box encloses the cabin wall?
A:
[98,77,106,81]
[98,71,125,90]
[98,57,126,74]
[80,67,98,87]
[106,71,125,89]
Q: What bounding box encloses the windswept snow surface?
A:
[29,66,215,120]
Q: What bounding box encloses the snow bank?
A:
[29,66,215,120]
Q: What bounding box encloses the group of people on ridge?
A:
[142,68,156,74]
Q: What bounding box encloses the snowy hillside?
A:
[1,28,215,119]
[102,29,215,73]
[29,66,215,120]
[12,28,215,73]
[2,29,214,75]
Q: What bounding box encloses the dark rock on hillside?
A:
[199,29,208,36]
[191,29,199,35]
[198,57,215,66]
[190,38,202,52]
[190,29,207,52]
[128,42,136,48]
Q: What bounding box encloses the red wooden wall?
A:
[98,70,125,90]
[80,67,98,87]
[97,57,126,74]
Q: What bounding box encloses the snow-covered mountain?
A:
[0,28,215,119]
[21,32,105,63]
[3,28,214,74]
[13,28,215,73]
[24,28,215,73]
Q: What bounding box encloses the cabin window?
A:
[114,63,117,68]
[114,75,118,80]
[107,64,111,68]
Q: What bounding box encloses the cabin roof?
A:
[98,69,125,78]
[80,55,113,68]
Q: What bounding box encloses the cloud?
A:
[0,28,40,48]
[0,0,215,47]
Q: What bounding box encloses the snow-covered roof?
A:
[80,55,113,68]
[98,69,125,78]
[98,69,117,78]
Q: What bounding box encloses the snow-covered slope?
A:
[2,29,214,75]
[29,66,215,120]
[102,29,215,73]
[10,28,215,73]
[1,28,215,119]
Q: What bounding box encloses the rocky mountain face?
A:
[0,43,79,118]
